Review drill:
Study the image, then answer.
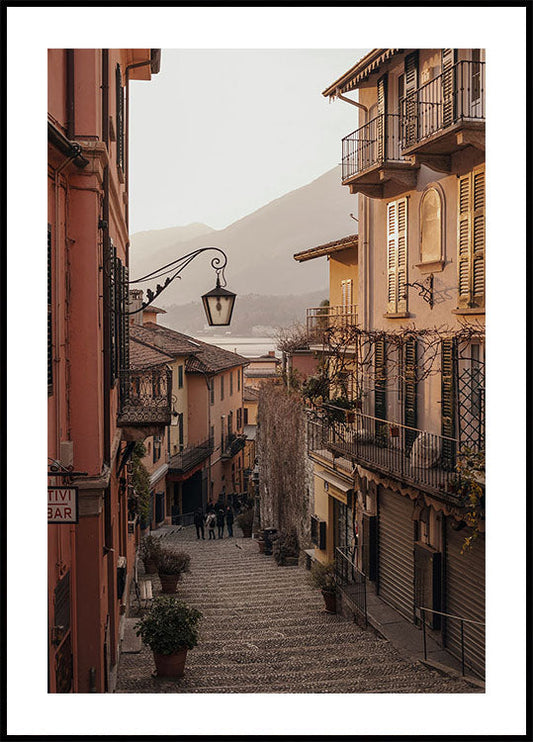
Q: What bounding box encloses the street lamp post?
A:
[127,246,236,326]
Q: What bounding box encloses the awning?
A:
[150,463,168,488]
[322,49,403,98]
[315,469,354,505]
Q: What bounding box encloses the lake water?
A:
[195,336,281,359]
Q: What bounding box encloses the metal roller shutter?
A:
[445,521,485,678]
[378,488,415,621]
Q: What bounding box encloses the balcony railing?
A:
[335,546,367,627]
[221,433,246,460]
[401,60,485,150]
[307,409,470,502]
[118,364,172,428]
[306,304,357,342]
[169,437,214,474]
[341,113,409,181]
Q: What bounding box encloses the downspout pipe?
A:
[334,88,369,122]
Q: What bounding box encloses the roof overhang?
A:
[294,234,358,263]
[322,49,403,97]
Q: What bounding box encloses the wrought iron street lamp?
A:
[128,246,236,326]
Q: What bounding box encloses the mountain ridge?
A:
[130,165,357,307]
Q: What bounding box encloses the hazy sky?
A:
[128,49,369,233]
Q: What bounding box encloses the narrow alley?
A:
[116,526,480,694]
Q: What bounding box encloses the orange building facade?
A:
[47,49,163,692]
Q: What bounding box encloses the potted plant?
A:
[308,560,337,613]
[273,529,300,566]
[236,507,254,538]
[135,596,202,678]
[139,534,163,575]
[157,548,191,594]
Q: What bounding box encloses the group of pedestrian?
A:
[193,502,235,540]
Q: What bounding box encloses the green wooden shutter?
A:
[471,166,485,308]
[441,48,457,128]
[457,168,485,309]
[397,198,408,313]
[457,173,472,308]
[441,338,457,470]
[404,338,418,449]
[377,74,388,162]
[403,51,419,146]
[374,338,387,420]
[387,199,408,313]
[116,64,124,171]
[387,201,398,313]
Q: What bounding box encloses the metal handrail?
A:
[335,546,367,627]
[418,605,485,676]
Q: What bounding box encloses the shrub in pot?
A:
[157,549,191,594]
[308,560,337,613]
[135,596,202,678]
[273,529,300,566]
[139,534,163,574]
[236,507,254,537]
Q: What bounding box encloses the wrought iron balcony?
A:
[307,410,480,504]
[341,114,418,197]
[306,304,357,343]
[221,433,246,460]
[169,437,214,474]
[401,60,485,160]
[118,364,172,430]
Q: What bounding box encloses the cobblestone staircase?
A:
[116,525,480,693]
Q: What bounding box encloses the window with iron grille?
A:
[178,365,184,389]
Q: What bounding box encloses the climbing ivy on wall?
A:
[256,382,310,547]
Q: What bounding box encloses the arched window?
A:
[418,186,445,271]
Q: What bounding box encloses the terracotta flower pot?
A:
[153,648,188,677]
[159,573,179,594]
[322,589,337,614]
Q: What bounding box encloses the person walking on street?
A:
[206,499,215,514]
[206,511,216,540]
[194,507,205,540]
[225,505,234,537]
[216,507,225,539]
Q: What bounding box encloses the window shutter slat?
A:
[471,167,485,307]
[374,338,387,420]
[441,48,457,127]
[457,174,472,308]
[441,338,457,469]
[403,51,419,145]
[404,338,418,448]
[377,74,387,161]
[397,198,408,312]
[387,202,398,313]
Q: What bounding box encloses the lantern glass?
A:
[201,284,236,326]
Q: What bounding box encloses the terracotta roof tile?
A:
[139,323,249,374]
[130,338,174,369]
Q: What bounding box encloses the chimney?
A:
[128,289,144,325]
